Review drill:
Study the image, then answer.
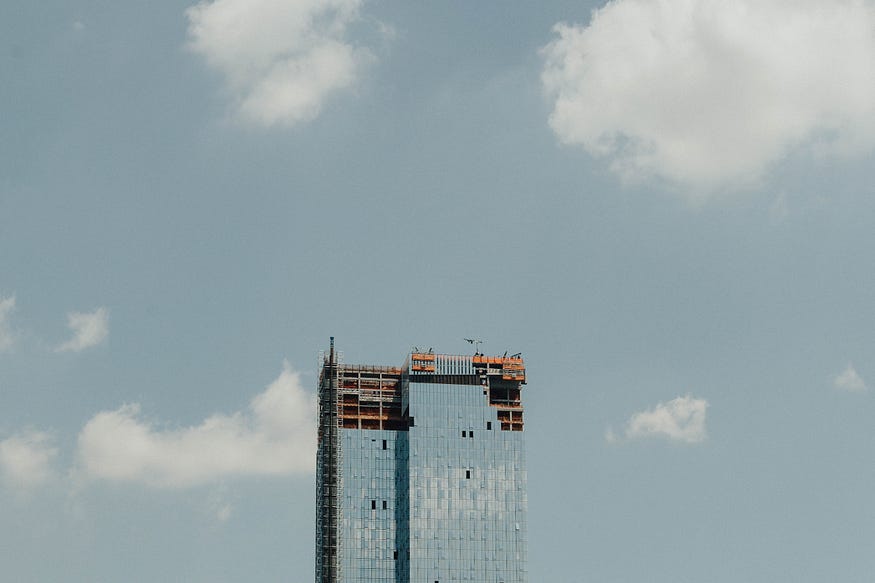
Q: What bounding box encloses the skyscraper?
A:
[315,338,528,583]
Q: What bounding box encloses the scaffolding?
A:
[315,338,342,583]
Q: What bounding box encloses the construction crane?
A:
[464,338,484,355]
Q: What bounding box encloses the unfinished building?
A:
[315,339,528,583]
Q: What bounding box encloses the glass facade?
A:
[316,342,527,583]
[338,429,404,581]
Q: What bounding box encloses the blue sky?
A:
[2,1,875,581]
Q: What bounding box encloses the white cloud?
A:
[76,362,316,488]
[215,501,233,522]
[0,431,58,490]
[206,488,235,522]
[186,0,372,127]
[610,395,709,444]
[604,427,619,444]
[0,295,15,352]
[833,363,867,392]
[541,0,875,195]
[56,307,109,352]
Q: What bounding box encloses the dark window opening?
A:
[462,430,466,438]
[382,439,387,450]
[393,551,398,560]
[487,422,492,430]
[382,500,387,510]
[408,416,415,427]
[465,470,471,479]
[469,431,474,438]
[371,500,376,510]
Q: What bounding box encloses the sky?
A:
[2,0,875,581]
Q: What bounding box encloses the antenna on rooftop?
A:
[464,338,484,355]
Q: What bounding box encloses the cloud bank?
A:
[0,295,15,352]
[57,307,109,352]
[541,0,875,194]
[186,0,371,127]
[609,395,708,444]
[0,431,58,490]
[833,363,867,392]
[76,362,316,488]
